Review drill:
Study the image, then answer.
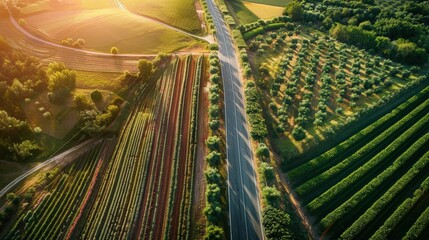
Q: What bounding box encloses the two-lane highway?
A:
[206,1,264,239]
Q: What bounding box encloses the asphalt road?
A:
[0,139,101,199]
[206,1,263,239]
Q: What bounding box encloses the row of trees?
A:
[204,52,225,240]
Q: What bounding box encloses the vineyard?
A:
[286,85,429,239]
[246,27,426,155]
[0,55,205,239]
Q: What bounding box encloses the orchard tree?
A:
[292,125,306,141]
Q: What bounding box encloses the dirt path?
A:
[278,170,318,240]
[191,56,209,239]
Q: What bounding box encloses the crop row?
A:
[287,86,429,182]
[339,150,429,239]
[370,170,429,240]
[318,123,429,229]
[3,142,104,240]
[80,62,166,239]
[301,98,429,204]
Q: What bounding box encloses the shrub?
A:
[206,151,221,167]
[209,119,220,132]
[90,90,103,102]
[260,162,275,181]
[256,143,270,159]
[204,225,224,240]
[262,186,281,206]
[206,136,221,151]
[263,207,292,240]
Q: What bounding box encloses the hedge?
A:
[319,127,429,230]
[339,151,429,239]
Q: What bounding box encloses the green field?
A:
[223,0,259,25]
[24,9,201,54]
[120,0,203,34]
[75,71,123,91]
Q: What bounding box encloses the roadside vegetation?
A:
[203,51,228,239]
[235,0,429,239]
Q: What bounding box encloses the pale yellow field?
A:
[25,8,199,54]
[242,1,285,20]
[120,0,202,34]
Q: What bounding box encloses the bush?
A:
[74,94,94,111]
[13,140,40,160]
[260,162,275,181]
[209,119,220,132]
[263,207,292,240]
[90,90,103,102]
[206,151,221,167]
[262,186,281,206]
[205,168,222,185]
[256,143,270,159]
[204,225,224,240]
[206,136,221,151]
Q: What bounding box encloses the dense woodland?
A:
[285,0,429,65]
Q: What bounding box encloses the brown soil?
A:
[190,57,209,239]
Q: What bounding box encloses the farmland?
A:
[244,24,426,157]
[236,3,429,238]
[119,0,203,34]
[287,86,429,239]
[22,9,200,54]
[242,2,285,20]
[0,55,206,239]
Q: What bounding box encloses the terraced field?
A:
[0,55,205,239]
[286,86,429,239]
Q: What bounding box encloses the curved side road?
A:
[206,0,264,239]
[1,3,211,72]
[0,139,101,199]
